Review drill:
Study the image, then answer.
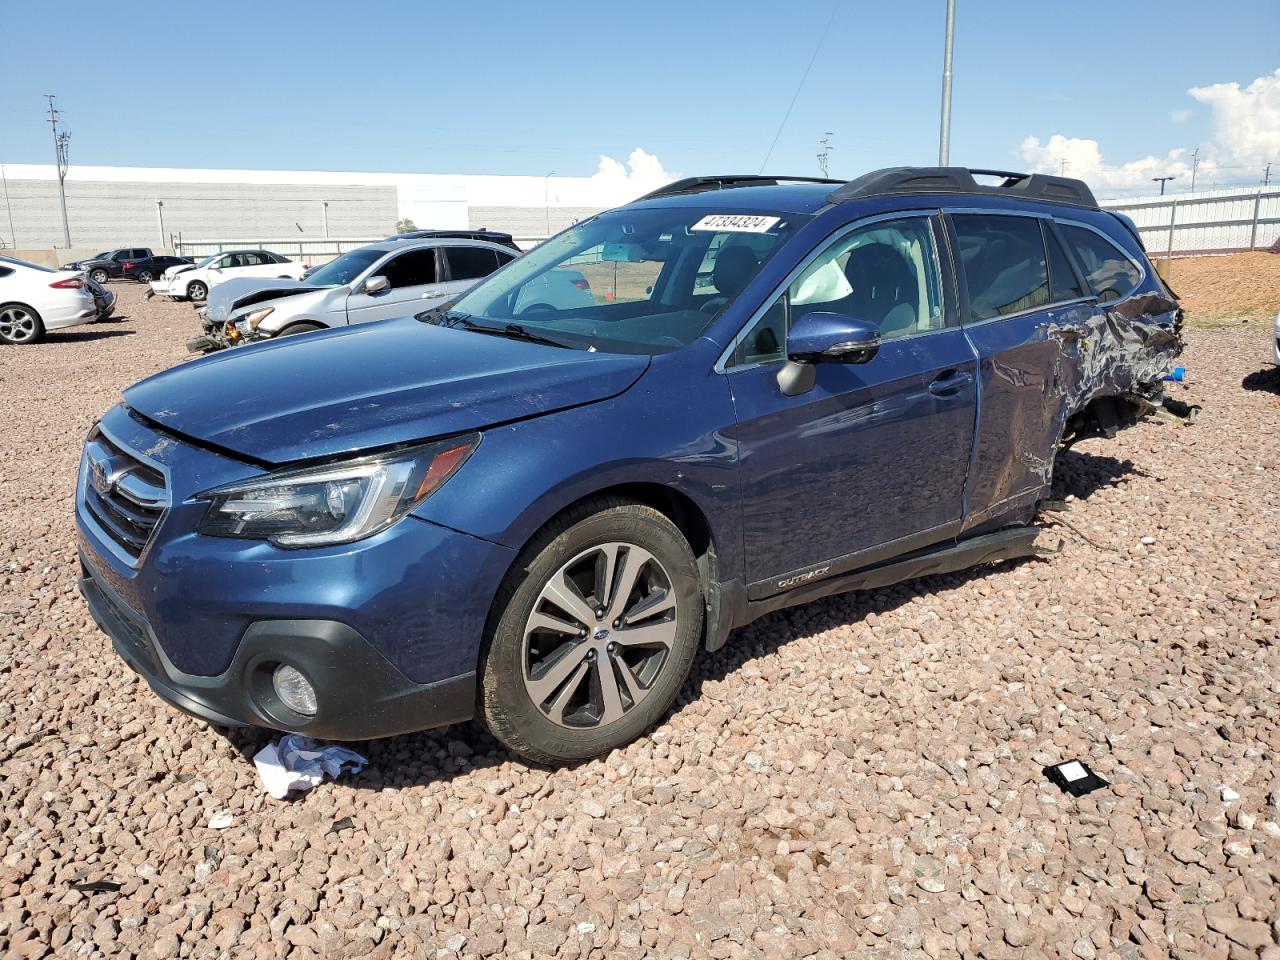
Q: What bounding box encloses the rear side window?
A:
[1060,225,1142,302]
[446,247,499,280]
[952,215,1048,321]
[381,249,438,288]
[0,266,12,279]
[1043,224,1085,301]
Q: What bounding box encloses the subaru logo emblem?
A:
[593,627,610,641]
[91,460,112,495]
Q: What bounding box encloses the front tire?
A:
[186,280,208,301]
[0,304,46,345]
[480,498,703,764]
[278,322,325,337]
[90,269,109,284]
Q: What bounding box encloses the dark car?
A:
[84,276,116,321]
[122,255,193,283]
[65,248,153,284]
[387,228,521,252]
[76,167,1193,764]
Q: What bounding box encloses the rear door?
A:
[947,211,1094,531]
[725,213,979,592]
[345,247,445,325]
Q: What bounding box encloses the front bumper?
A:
[80,560,476,739]
[75,404,517,740]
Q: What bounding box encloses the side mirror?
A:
[363,275,390,295]
[778,311,880,396]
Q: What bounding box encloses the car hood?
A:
[164,264,196,278]
[123,316,650,464]
[205,277,333,322]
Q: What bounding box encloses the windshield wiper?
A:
[423,310,570,349]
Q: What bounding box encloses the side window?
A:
[380,249,438,289]
[729,216,944,368]
[1060,225,1142,302]
[952,215,1049,320]
[496,251,517,267]
[1043,224,1085,301]
[0,266,13,279]
[218,254,238,269]
[241,252,267,266]
[446,246,499,281]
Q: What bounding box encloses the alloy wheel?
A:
[91,270,108,284]
[0,306,39,343]
[138,270,152,282]
[521,542,677,729]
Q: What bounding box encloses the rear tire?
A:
[0,304,46,345]
[479,497,703,764]
[137,270,153,282]
[90,269,109,284]
[186,280,208,301]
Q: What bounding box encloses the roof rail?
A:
[637,175,845,202]
[826,166,1098,209]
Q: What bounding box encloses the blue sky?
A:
[2,0,1277,194]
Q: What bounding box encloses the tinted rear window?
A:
[952,215,1049,320]
[1044,224,1085,301]
[1060,224,1142,302]
[446,247,500,280]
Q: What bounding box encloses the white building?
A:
[0,160,670,252]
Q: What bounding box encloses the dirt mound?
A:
[1165,251,1280,322]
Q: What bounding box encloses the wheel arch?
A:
[480,481,721,661]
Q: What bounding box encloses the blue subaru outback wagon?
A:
[77,167,1191,763]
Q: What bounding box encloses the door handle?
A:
[928,369,974,397]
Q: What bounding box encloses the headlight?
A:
[197,436,478,547]
[245,307,273,330]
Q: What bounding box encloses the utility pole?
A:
[46,94,72,248]
[817,133,833,178]
[1058,158,1068,176]
[1152,176,1175,195]
[155,200,165,247]
[1189,147,1199,193]
[321,200,330,239]
[1265,162,1273,187]
[937,0,956,165]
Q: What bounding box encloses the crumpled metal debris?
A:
[253,735,367,799]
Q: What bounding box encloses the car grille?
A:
[80,429,169,564]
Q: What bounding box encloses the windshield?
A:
[446,207,806,354]
[193,254,218,268]
[302,248,384,287]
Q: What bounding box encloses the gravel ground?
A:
[1,283,1278,960]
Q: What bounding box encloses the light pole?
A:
[155,200,165,247]
[937,0,956,165]
[321,200,330,239]
[1152,176,1175,195]
[544,172,556,238]
[0,165,15,247]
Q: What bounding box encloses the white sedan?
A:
[0,256,98,345]
[148,248,306,302]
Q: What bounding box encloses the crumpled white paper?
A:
[253,734,367,799]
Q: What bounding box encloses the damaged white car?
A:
[148,249,306,303]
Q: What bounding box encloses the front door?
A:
[346,248,449,325]
[725,214,978,593]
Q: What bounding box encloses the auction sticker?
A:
[690,214,780,233]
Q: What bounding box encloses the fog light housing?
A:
[272,664,317,716]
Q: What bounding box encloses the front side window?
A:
[729,216,945,367]
[381,249,438,289]
[303,248,383,288]
[952,214,1049,321]
[448,207,806,354]
[445,246,499,281]
[1060,224,1142,302]
[218,255,239,269]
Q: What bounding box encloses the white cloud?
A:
[1188,67,1280,167]
[1018,66,1280,194]
[582,148,675,204]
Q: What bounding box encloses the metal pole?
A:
[1164,198,1178,266]
[321,200,329,239]
[155,201,165,248]
[46,95,71,248]
[937,0,956,165]
[1249,191,1262,250]
[0,165,15,246]
[544,172,555,238]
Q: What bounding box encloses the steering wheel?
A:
[699,297,727,316]
[518,303,557,317]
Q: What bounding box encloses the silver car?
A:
[196,237,519,350]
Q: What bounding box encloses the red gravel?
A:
[1,284,1278,959]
